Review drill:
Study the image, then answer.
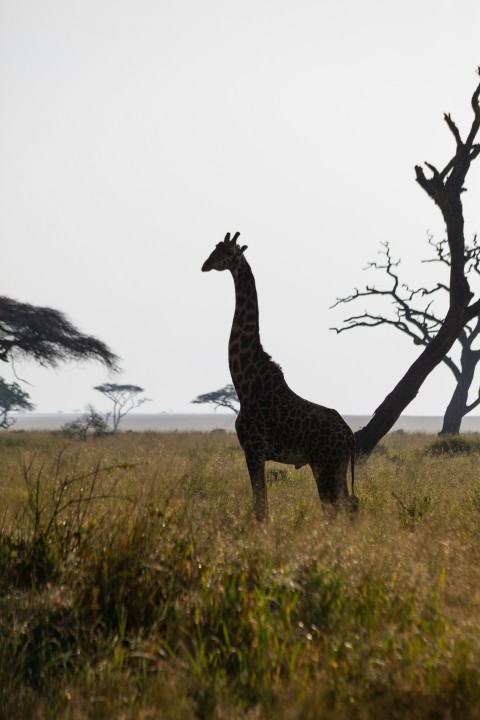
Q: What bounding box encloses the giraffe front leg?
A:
[244,451,268,522]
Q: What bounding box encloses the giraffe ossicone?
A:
[202,231,358,521]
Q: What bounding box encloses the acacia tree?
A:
[332,236,480,435]
[94,383,150,431]
[0,296,118,369]
[192,384,240,414]
[340,70,480,455]
[0,377,34,429]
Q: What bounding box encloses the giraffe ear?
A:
[240,245,248,253]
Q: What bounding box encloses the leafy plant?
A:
[0,448,127,588]
[61,405,109,440]
[426,436,479,455]
[391,490,434,529]
[0,377,34,429]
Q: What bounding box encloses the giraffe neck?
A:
[228,259,267,400]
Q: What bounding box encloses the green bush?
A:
[426,435,480,456]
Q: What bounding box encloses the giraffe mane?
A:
[261,348,284,376]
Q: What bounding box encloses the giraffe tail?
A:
[350,437,358,506]
[350,444,355,496]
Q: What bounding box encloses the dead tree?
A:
[332,236,480,435]
[334,70,480,454]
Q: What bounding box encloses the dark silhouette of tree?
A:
[94,383,150,431]
[0,377,34,429]
[192,384,239,414]
[0,296,118,369]
[333,69,480,454]
[332,235,480,435]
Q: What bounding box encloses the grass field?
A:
[1,429,480,719]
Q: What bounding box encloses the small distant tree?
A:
[0,377,34,429]
[61,405,109,441]
[192,384,239,414]
[94,383,150,432]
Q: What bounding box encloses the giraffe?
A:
[202,232,358,521]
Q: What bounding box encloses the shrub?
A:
[61,405,109,440]
[426,436,479,456]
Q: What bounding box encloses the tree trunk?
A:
[439,346,479,434]
[439,389,467,435]
[355,311,469,453]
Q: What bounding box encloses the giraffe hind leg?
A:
[244,451,268,522]
[311,461,354,513]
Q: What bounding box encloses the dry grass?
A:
[1,430,480,718]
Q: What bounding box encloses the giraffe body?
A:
[202,232,357,521]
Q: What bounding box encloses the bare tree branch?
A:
[331,242,448,346]
[465,394,480,414]
[444,113,463,147]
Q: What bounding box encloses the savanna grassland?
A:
[1,429,480,719]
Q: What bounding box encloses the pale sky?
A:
[1,0,480,417]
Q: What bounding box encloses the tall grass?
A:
[1,430,480,718]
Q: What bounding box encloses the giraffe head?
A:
[202,232,248,272]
